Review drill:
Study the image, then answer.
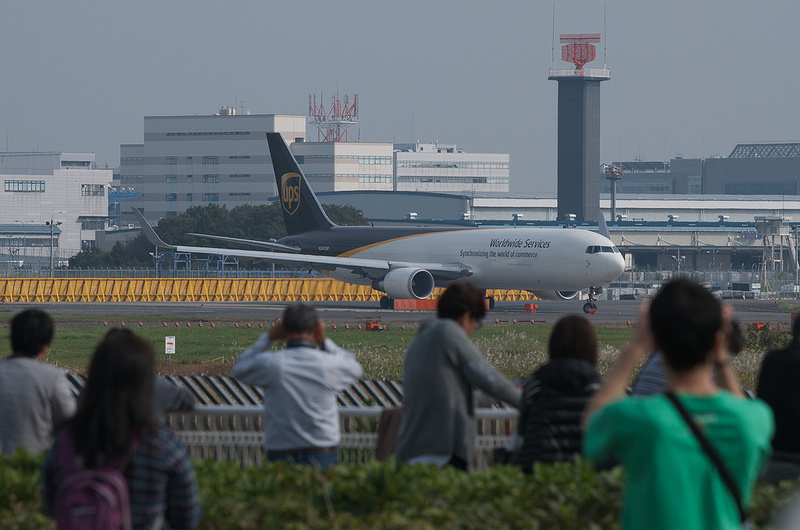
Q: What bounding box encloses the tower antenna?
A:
[551,5,556,67]
[603,4,608,68]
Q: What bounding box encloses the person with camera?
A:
[583,278,773,530]
[756,316,800,484]
[232,303,362,469]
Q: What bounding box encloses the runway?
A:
[1,298,793,327]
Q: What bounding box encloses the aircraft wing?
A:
[133,207,470,279]
[185,233,302,253]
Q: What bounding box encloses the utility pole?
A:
[46,219,62,277]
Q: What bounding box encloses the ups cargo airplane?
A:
[135,133,625,312]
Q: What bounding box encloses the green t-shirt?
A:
[584,392,773,530]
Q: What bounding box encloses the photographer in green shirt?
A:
[583,278,773,530]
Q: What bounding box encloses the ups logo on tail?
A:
[281,173,301,215]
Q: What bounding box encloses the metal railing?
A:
[167,405,518,469]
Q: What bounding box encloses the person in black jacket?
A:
[513,315,601,472]
[756,316,800,484]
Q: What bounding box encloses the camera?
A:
[727,320,743,355]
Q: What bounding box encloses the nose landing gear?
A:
[583,286,602,314]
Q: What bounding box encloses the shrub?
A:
[3,451,799,529]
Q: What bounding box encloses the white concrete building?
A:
[291,141,394,193]
[394,142,510,194]
[0,152,112,268]
[121,110,306,225]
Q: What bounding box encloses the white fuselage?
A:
[327,227,625,291]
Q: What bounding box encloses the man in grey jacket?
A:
[396,282,521,470]
[0,309,76,455]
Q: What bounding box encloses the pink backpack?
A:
[55,428,139,530]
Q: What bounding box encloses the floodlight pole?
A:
[46,219,62,278]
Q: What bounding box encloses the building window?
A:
[229,155,250,159]
[5,180,46,192]
[202,193,219,202]
[166,156,178,165]
[81,184,105,196]
[186,156,193,165]
[80,219,106,230]
[229,174,251,178]
[202,156,219,165]
[229,192,251,196]
[81,240,97,251]
[187,175,193,183]
[187,193,193,202]
[202,174,219,183]
[121,174,143,179]
[166,193,177,201]
[166,174,177,183]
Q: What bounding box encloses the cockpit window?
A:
[587,245,620,254]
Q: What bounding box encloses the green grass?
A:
[0,316,778,389]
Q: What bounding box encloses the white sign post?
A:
[165,336,176,364]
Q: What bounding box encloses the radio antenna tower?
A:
[308,93,359,142]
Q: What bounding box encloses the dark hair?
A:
[282,303,319,334]
[548,315,598,365]
[10,309,54,358]
[70,329,155,468]
[437,282,487,322]
[649,278,722,373]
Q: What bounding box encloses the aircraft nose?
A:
[608,253,625,278]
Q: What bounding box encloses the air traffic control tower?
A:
[549,34,610,222]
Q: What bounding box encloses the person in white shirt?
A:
[0,309,76,455]
[233,303,363,468]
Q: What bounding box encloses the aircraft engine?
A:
[376,268,435,300]
[530,290,580,301]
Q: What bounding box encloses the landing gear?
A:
[379,296,393,310]
[583,286,602,314]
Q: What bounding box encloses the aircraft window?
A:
[612,246,620,253]
[601,246,613,253]
[585,246,594,254]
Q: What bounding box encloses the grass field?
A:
[0,310,779,388]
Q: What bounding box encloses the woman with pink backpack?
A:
[43,329,201,529]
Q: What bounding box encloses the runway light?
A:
[139,322,143,327]
[247,322,251,328]
[332,324,337,330]
[121,322,125,327]
[627,320,631,326]
[345,324,349,330]
[211,322,215,327]
[103,321,107,326]
[163,322,167,327]
[187,322,191,327]
[530,320,534,324]
[235,323,239,328]
[175,322,179,327]
[512,319,517,324]
[259,323,263,328]
[199,322,203,327]
[357,324,362,330]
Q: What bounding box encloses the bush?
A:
[4,450,800,529]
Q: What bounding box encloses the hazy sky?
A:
[1,1,798,195]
